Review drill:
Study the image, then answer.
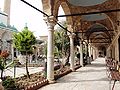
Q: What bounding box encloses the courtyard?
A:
[0,0,120,90]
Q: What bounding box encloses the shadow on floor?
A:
[86,63,106,68]
[74,68,107,73]
[57,77,109,83]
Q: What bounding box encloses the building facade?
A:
[0,0,18,60]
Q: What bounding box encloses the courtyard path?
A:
[1,67,44,78]
[38,58,120,90]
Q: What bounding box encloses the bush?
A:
[2,76,19,90]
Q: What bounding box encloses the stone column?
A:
[86,44,89,57]
[80,41,84,66]
[44,16,56,83]
[84,43,87,57]
[16,49,19,57]
[89,44,91,57]
[91,47,93,61]
[95,48,98,59]
[91,47,93,56]
[11,44,14,61]
[77,46,80,65]
[87,43,91,64]
[93,48,95,59]
[4,0,11,25]
[69,33,75,71]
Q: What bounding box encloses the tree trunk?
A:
[26,51,30,79]
[65,52,70,66]
[1,70,3,80]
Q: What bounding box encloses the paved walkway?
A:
[38,58,120,90]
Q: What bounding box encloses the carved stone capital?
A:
[67,25,73,32]
[44,16,57,30]
[69,33,76,39]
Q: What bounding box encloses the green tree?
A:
[54,21,70,64]
[13,26,36,78]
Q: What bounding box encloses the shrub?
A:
[2,76,19,90]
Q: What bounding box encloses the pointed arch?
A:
[53,1,73,26]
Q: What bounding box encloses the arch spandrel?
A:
[52,0,74,32]
[41,0,52,16]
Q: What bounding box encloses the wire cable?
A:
[20,0,71,33]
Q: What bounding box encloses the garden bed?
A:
[54,65,81,80]
[2,65,81,90]
[15,72,48,90]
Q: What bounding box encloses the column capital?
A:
[44,16,57,27]
[69,33,76,39]
[67,25,74,32]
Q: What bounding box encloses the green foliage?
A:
[0,58,14,79]
[0,50,14,79]
[13,27,36,79]
[54,21,70,58]
[0,58,5,71]
[2,76,19,90]
[13,27,36,55]
[43,43,47,57]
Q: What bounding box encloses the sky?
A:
[0,0,65,38]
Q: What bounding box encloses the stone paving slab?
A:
[38,58,120,90]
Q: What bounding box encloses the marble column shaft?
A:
[69,34,75,71]
[44,16,56,82]
[80,41,83,67]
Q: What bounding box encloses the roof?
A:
[0,22,18,32]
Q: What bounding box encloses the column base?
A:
[48,79,56,84]
[70,68,76,72]
[80,63,84,67]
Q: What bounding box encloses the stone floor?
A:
[38,58,120,90]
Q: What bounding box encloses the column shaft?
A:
[80,41,83,66]
[11,45,14,61]
[44,16,56,82]
[69,34,75,71]
[89,45,91,57]
[47,28,54,81]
